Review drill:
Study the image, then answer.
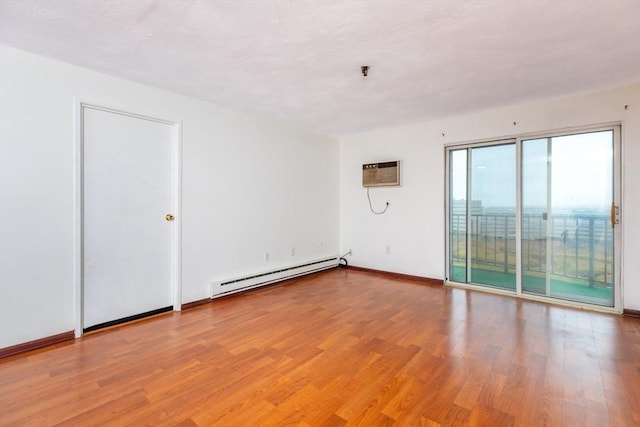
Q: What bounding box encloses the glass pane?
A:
[522,131,614,306]
[449,150,467,282]
[550,131,614,305]
[470,144,516,290]
[522,138,548,296]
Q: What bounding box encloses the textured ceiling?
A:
[1,0,639,136]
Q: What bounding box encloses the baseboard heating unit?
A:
[211,257,339,298]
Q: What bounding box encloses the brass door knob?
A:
[165,214,175,221]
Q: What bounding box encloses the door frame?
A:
[73,101,182,338]
[444,122,622,313]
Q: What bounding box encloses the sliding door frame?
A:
[444,122,622,313]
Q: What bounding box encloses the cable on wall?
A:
[339,250,352,267]
[367,187,389,215]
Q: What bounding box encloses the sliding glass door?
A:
[449,150,468,283]
[449,142,516,291]
[447,127,620,308]
[521,130,615,305]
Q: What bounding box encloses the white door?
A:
[82,106,175,329]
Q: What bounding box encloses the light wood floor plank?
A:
[1,268,639,426]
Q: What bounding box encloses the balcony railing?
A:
[450,212,613,288]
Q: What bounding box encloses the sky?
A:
[450,130,613,211]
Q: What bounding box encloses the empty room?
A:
[1,0,639,425]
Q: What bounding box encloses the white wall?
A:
[0,45,339,348]
[340,84,640,310]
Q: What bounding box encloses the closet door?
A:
[82,106,175,329]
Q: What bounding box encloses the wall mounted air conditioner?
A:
[362,161,400,187]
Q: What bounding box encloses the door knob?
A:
[165,214,174,221]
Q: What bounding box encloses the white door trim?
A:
[73,100,182,338]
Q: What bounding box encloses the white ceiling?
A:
[1,0,639,137]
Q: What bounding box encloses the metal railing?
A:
[450,212,613,287]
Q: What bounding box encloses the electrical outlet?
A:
[349,249,353,256]
[385,245,391,254]
[290,247,296,256]
[264,252,270,262]
[319,241,324,247]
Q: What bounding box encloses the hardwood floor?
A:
[1,268,639,426]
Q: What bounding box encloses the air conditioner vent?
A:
[363,161,400,187]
